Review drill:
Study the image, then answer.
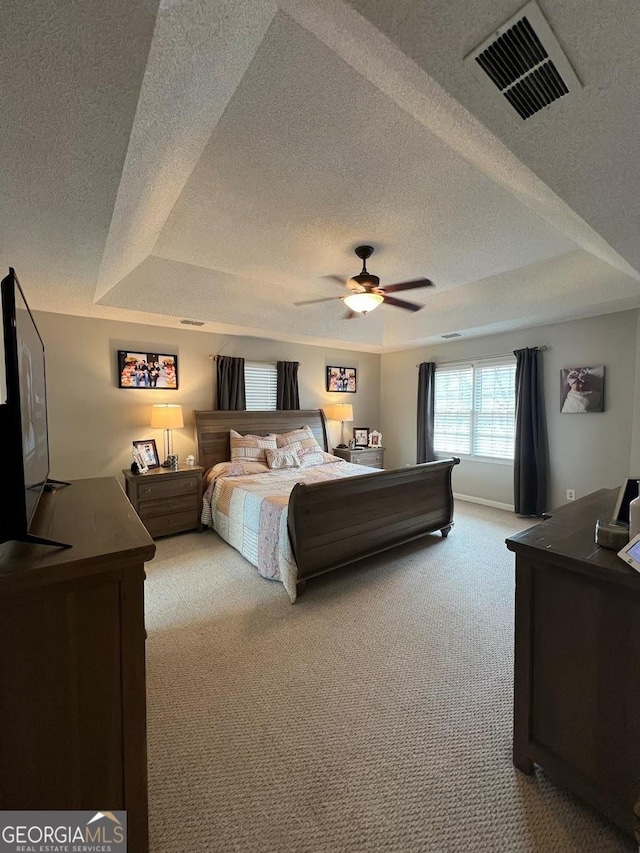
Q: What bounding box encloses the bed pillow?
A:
[265,449,301,470]
[204,460,269,488]
[276,425,323,455]
[230,429,277,463]
[297,447,326,468]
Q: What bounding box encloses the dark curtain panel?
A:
[417,362,436,463]
[514,347,548,516]
[216,356,246,410]
[277,361,300,410]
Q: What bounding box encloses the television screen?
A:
[15,284,49,523]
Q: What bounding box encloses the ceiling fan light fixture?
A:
[343,292,384,314]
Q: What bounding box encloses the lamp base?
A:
[336,443,348,449]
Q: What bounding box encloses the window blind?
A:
[433,359,516,460]
[245,362,278,411]
[434,365,473,455]
[473,362,516,458]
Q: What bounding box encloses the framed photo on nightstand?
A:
[132,438,160,469]
[353,427,369,448]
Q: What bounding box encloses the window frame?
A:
[433,356,517,465]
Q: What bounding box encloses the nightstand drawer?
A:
[137,477,199,501]
[354,452,383,467]
[138,493,198,520]
[333,446,385,469]
[143,509,200,538]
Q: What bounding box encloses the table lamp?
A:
[324,403,354,449]
[151,403,184,464]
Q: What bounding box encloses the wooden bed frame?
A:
[194,409,459,595]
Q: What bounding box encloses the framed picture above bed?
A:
[118,350,179,389]
[326,365,356,393]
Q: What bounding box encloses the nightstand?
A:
[123,464,204,539]
[332,447,385,469]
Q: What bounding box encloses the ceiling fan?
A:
[295,246,434,318]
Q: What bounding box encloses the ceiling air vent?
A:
[464,1,581,120]
[441,332,462,339]
[180,319,205,326]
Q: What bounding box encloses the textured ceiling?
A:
[3,0,640,351]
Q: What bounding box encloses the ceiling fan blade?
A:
[381,278,434,293]
[382,295,424,312]
[294,297,339,306]
[342,309,358,320]
[321,274,348,287]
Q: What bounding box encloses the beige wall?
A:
[34,312,381,481]
[25,308,640,510]
[381,310,639,510]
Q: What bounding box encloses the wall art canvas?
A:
[326,365,356,393]
[118,351,178,389]
[560,366,604,413]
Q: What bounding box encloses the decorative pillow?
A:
[276,425,323,455]
[265,449,301,470]
[230,429,277,463]
[297,447,325,468]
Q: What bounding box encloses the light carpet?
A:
[145,501,633,852]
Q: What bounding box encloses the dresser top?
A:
[506,488,640,588]
[0,477,155,589]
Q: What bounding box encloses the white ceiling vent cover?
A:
[465,2,581,120]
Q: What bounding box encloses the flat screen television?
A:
[1,268,69,547]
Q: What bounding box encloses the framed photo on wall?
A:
[118,351,178,389]
[326,365,357,393]
[560,365,604,413]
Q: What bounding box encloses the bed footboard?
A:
[288,458,459,584]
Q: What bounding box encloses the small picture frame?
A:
[132,438,160,469]
[613,477,640,525]
[326,365,357,393]
[118,351,179,389]
[132,448,148,475]
[368,430,382,448]
[353,427,370,448]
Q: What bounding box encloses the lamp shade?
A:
[150,403,184,430]
[324,403,354,423]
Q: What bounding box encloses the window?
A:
[245,362,277,411]
[434,359,516,460]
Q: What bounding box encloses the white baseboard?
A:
[453,492,514,513]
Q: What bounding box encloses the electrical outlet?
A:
[566,489,576,501]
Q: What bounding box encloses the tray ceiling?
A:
[2,0,639,351]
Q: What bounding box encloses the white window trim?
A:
[434,356,516,465]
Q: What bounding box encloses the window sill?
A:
[436,453,514,467]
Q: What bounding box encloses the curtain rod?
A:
[416,346,548,368]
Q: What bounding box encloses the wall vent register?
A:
[464,1,581,120]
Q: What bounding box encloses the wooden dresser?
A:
[506,489,640,840]
[0,477,155,852]
[123,464,204,538]
[332,446,385,469]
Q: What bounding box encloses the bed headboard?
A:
[194,409,329,471]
